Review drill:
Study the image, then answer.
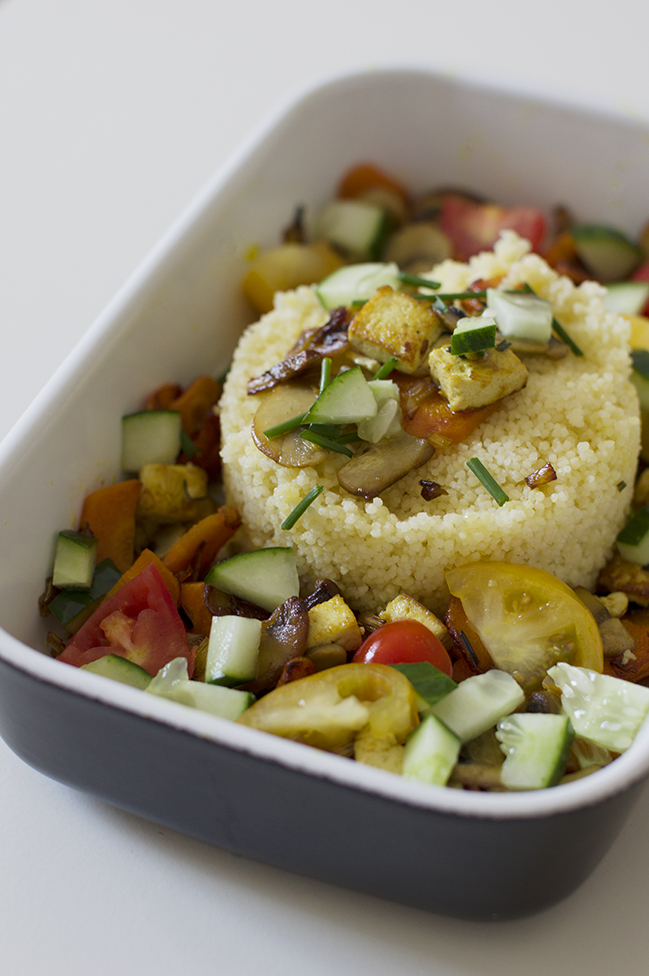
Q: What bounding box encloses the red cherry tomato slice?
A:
[353,620,453,677]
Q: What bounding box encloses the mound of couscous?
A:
[220,233,640,615]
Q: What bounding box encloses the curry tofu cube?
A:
[306,595,363,652]
[137,463,215,524]
[428,345,528,411]
[380,593,452,650]
[348,286,443,374]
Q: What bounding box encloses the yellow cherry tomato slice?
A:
[446,561,603,690]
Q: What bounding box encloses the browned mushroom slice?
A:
[337,433,434,499]
[597,552,649,607]
[252,384,328,468]
[307,305,351,358]
[253,596,310,690]
[384,222,452,273]
[247,348,321,396]
[303,578,341,610]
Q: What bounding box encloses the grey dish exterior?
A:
[1,69,649,921]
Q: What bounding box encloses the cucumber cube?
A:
[206,615,262,686]
[121,410,182,471]
[402,714,461,786]
[52,530,98,590]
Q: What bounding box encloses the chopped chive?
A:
[351,299,367,310]
[263,412,306,439]
[631,350,649,379]
[373,356,400,380]
[301,430,354,457]
[179,428,200,458]
[617,481,627,492]
[307,423,344,438]
[427,291,487,301]
[319,357,332,394]
[467,457,509,506]
[336,431,362,444]
[617,504,649,546]
[281,485,324,530]
[517,283,583,356]
[399,272,442,290]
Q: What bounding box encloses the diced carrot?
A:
[403,389,499,445]
[162,506,241,579]
[170,376,222,436]
[179,411,221,480]
[604,619,649,683]
[337,163,410,204]
[102,548,180,605]
[180,582,213,635]
[543,231,577,268]
[79,480,141,573]
[145,383,183,411]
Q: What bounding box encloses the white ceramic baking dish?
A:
[1,67,649,921]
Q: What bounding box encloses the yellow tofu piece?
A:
[428,345,528,411]
[306,595,363,652]
[380,593,452,649]
[137,463,216,524]
[348,286,443,374]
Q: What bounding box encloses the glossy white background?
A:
[2,1,649,973]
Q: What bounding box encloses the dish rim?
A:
[1,64,649,824]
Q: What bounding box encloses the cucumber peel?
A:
[205,547,299,613]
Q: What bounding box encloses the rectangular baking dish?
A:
[2,67,649,922]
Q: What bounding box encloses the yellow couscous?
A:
[220,232,640,615]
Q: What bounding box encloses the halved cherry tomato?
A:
[58,562,194,677]
[440,195,546,260]
[353,620,453,677]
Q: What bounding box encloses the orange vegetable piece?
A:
[145,383,183,411]
[103,549,180,606]
[79,480,141,573]
[604,618,649,683]
[162,506,241,580]
[179,411,221,480]
[171,376,222,436]
[338,163,410,205]
[180,582,213,635]
[402,389,499,445]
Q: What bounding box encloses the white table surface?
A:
[2,1,649,973]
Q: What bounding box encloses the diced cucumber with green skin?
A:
[402,714,461,786]
[450,314,497,355]
[81,653,152,690]
[49,559,122,630]
[548,662,649,752]
[204,547,299,613]
[616,504,649,564]
[572,225,643,283]
[52,530,98,590]
[121,410,182,471]
[315,262,401,310]
[206,615,262,686]
[313,200,390,261]
[147,658,253,719]
[303,366,377,426]
[496,713,574,790]
[390,662,457,710]
[430,670,525,743]
[604,281,649,315]
[486,290,553,343]
[630,367,649,410]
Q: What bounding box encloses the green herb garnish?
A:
[319,357,332,394]
[301,430,354,457]
[180,428,200,458]
[372,356,400,380]
[617,504,649,546]
[467,458,509,506]
[398,272,442,291]
[263,412,307,439]
[631,350,649,379]
[281,485,324,530]
[390,661,457,707]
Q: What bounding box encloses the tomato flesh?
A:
[353,620,453,677]
[58,562,193,677]
[440,195,546,261]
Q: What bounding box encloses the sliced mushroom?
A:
[252,383,328,468]
[384,223,452,273]
[247,348,321,395]
[303,578,341,610]
[204,583,270,621]
[253,596,310,689]
[505,335,569,359]
[337,433,434,499]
